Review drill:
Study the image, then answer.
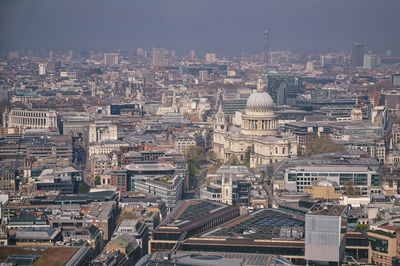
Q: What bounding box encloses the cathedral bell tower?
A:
[215,104,226,132]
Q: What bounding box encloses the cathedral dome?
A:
[246,92,275,110]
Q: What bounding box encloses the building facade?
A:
[213,77,298,168]
[4,109,57,130]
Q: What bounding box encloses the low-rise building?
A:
[84,201,117,241]
[133,174,183,211]
[113,219,149,257]
[15,227,62,246]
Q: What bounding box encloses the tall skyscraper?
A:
[351,43,365,67]
[264,30,269,65]
[152,47,167,67]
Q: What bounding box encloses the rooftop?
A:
[156,200,237,233]
[138,251,294,266]
[199,209,304,240]
[307,203,347,216]
[125,163,175,172]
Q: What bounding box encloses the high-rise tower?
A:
[264,30,269,65]
[351,43,364,67]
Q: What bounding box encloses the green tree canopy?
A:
[228,154,240,166]
[78,182,90,194]
[185,145,205,162]
[94,175,101,185]
[304,135,345,157]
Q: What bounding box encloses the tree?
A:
[94,175,101,185]
[228,154,239,166]
[185,145,205,162]
[244,147,251,168]
[356,224,369,231]
[304,135,345,157]
[78,182,90,194]
[343,180,361,196]
[188,160,200,179]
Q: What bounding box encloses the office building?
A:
[305,203,347,264]
[152,47,167,67]
[391,74,400,86]
[351,43,365,67]
[38,63,46,75]
[267,74,303,106]
[131,173,184,211]
[106,102,143,117]
[364,54,378,69]
[104,53,119,65]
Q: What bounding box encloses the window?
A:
[369,237,389,253]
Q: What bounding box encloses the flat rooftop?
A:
[156,200,237,233]
[199,209,304,241]
[125,163,175,172]
[308,203,347,216]
[138,251,294,266]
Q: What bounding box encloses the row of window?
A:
[11,111,49,117]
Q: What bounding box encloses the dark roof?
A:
[196,209,305,241]
[155,200,238,234]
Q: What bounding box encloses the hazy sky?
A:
[0,0,399,54]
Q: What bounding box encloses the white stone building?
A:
[213,77,298,168]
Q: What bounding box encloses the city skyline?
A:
[1,0,399,54]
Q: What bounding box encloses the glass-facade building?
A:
[284,166,381,195]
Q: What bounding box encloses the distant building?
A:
[392,73,400,86]
[104,53,119,65]
[264,30,269,64]
[106,102,143,117]
[205,53,216,63]
[88,122,118,143]
[38,63,46,75]
[364,54,378,69]
[60,114,90,136]
[351,43,365,67]
[152,47,167,67]
[267,74,303,106]
[4,109,57,130]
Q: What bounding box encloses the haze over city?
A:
[1,0,400,54]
